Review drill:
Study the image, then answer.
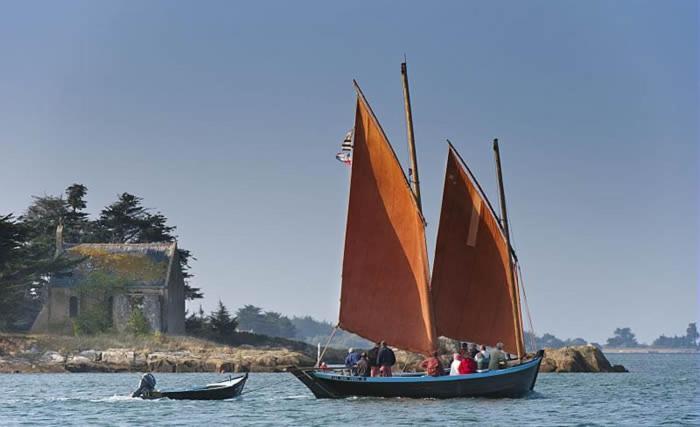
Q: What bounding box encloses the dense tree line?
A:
[199,304,370,348]
[606,327,639,348]
[525,332,589,349]
[0,184,202,331]
[185,301,239,341]
[651,323,699,349]
[236,305,297,338]
[527,323,700,350]
[604,324,699,349]
[290,315,371,348]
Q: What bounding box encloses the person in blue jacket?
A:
[345,348,361,375]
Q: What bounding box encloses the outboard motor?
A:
[131,373,157,398]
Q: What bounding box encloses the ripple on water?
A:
[0,354,697,426]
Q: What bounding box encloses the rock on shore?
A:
[540,345,628,373]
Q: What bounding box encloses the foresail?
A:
[338,87,436,355]
[430,146,524,355]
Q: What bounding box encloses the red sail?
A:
[431,146,524,355]
[338,88,436,355]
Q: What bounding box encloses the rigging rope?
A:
[517,263,537,353]
[506,216,537,353]
[240,376,296,395]
[316,326,338,367]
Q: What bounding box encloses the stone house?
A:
[31,230,185,335]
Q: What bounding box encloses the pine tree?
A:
[0,214,77,330]
[209,301,238,339]
[185,305,208,335]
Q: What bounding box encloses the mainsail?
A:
[431,145,525,356]
[338,83,436,355]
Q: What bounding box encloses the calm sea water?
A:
[0,354,697,426]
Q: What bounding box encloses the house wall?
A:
[113,294,131,332]
[113,291,165,333]
[30,287,75,334]
[33,286,170,335]
[166,253,186,334]
[143,294,162,332]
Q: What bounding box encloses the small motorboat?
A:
[134,373,248,400]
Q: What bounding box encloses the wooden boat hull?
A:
[143,374,248,400]
[289,354,542,399]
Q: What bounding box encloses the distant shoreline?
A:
[603,347,699,354]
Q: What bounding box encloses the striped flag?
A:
[336,130,353,166]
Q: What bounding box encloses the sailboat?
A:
[289,64,543,399]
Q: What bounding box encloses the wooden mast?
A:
[401,61,422,211]
[493,138,525,358]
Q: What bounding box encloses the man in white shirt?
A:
[449,353,463,375]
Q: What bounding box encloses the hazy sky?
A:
[1,1,697,344]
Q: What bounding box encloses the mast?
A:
[493,138,525,358]
[400,61,422,212]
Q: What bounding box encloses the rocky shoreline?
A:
[1,335,627,374]
[0,334,317,374]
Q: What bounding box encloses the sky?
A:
[0,1,697,344]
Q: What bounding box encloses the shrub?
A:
[72,300,112,336]
[126,307,150,335]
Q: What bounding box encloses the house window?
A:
[69,296,79,318]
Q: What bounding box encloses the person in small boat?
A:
[345,348,361,375]
[377,341,396,377]
[488,342,508,370]
[449,353,463,375]
[420,351,443,377]
[132,373,156,398]
[367,343,381,377]
[475,344,490,372]
[355,352,371,377]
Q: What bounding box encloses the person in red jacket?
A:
[420,351,443,376]
[459,354,477,374]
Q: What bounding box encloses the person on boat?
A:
[367,343,381,377]
[377,341,396,377]
[449,353,463,375]
[460,353,477,374]
[475,344,490,372]
[131,373,156,398]
[420,351,443,377]
[468,343,479,359]
[488,342,508,370]
[459,342,469,357]
[355,352,371,377]
[345,348,361,375]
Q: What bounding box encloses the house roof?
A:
[51,242,177,289]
